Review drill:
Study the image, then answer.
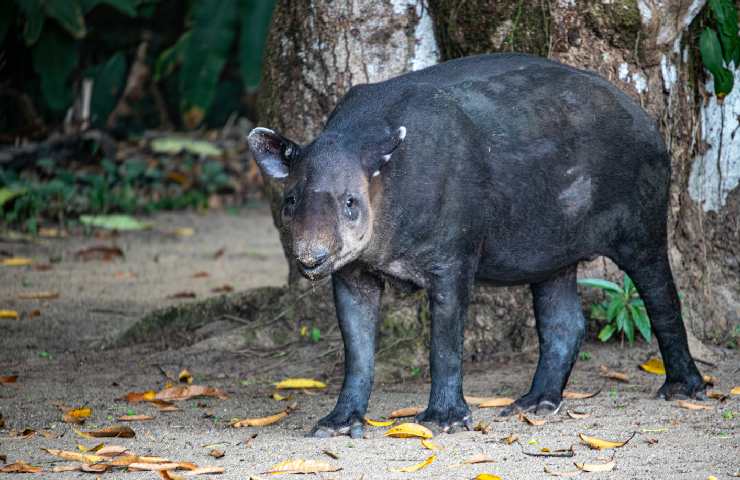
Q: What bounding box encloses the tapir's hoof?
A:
[415,405,472,433]
[499,394,562,417]
[307,420,364,439]
[657,378,706,401]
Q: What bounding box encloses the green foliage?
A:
[31,27,80,112]
[579,274,651,346]
[700,0,740,100]
[579,351,592,361]
[89,53,128,127]
[238,0,276,91]
[309,327,321,343]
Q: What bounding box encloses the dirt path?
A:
[1,203,738,479]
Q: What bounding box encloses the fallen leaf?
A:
[562,389,600,400]
[384,422,433,439]
[192,271,210,278]
[63,407,92,424]
[17,291,59,300]
[168,291,197,299]
[151,137,223,157]
[676,400,712,411]
[364,417,395,427]
[579,432,635,450]
[77,442,104,453]
[518,413,545,426]
[182,466,225,475]
[109,455,172,467]
[231,409,289,428]
[322,450,339,459]
[0,375,18,384]
[522,446,575,458]
[730,386,740,395]
[388,406,423,418]
[75,245,125,261]
[703,375,719,386]
[82,463,109,473]
[96,445,128,457]
[1,257,32,266]
[421,439,441,450]
[156,385,228,401]
[29,309,41,318]
[707,390,727,401]
[474,475,503,480]
[639,357,666,375]
[645,438,659,445]
[213,248,225,259]
[80,214,151,231]
[151,399,180,412]
[178,369,193,384]
[501,434,519,445]
[124,390,157,402]
[273,378,326,390]
[128,462,184,471]
[474,421,492,434]
[566,410,590,419]
[543,465,580,477]
[5,428,35,439]
[396,455,435,473]
[42,448,106,464]
[211,285,234,294]
[599,365,629,382]
[574,460,616,472]
[266,459,341,474]
[174,227,195,237]
[209,449,224,459]
[38,227,66,238]
[0,461,42,473]
[478,397,515,408]
[75,425,135,438]
[118,415,154,422]
[463,453,495,464]
[52,465,81,473]
[0,310,19,319]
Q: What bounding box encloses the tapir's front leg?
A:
[309,267,382,438]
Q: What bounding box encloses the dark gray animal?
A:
[247,53,705,438]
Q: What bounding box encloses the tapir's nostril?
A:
[298,248,329,269]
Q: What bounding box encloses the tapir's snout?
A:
[294,239,337,280]
[297,246,329,270]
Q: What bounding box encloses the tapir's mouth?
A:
[297,256,334,280]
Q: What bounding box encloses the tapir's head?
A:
[247,126,406,280]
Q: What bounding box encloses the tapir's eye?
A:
[344,195,359,221]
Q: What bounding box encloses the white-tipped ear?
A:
[398,126,406,140]
[247,127,298,180]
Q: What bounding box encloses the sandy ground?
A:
[0,202,738,479]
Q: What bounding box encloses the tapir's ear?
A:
[247,127,299,180]
[365,126,406,177]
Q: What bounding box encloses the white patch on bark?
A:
[632,72,648,93]
[637,0,652,23]
[637,0,707,46]
[660,54,678,92]
[390,1,439,70]
[618,63,630,81]
[689,66,740,212]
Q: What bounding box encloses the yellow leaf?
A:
[396,455,435,473]
[231,409,290,428]
[676,400,712,411]
[388,406,423,418]
[703,375,719,385]
[155,384,228,401]
[730,386,740,395]
[639,357,666,375]
[266,458,341,474]
[574,460,616,472]
[42,448,105,464]
[124,390,157,403]
[272,391,291,401]
[178,369,193,384]
[2,257,32,266]
[384,422,433,439]
[0,310,19,319]
[579,432,634,450]
[475,475,503,480]
[273,378,326,390]
[364,417,395,427]
[77,442,105,453]
[421,439,441,450]
[67,407,92,418]
[174,227,195,237]
[478,397,515,408]
[562,389,600,400]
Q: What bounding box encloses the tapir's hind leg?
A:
[501,265,585,416]
[613,248,705,399]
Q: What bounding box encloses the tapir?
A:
[247,53,705,438]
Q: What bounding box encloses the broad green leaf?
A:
[590,303,607,321]
[154,31,191,81]
[632,307,652,343]
[598,324,616,342]
[577,278,622,294]
[623,274,634,296]
[0,188,28,208]
[90,52,127,127]
[615,308,627,331]
[179,0,238,129]
[31,27,79,112]
[44,1,86,38]
[150,137,223,157]
[700,28,734,99]
[622,310,635,344]
[17,0,45,45]
[80,0,137,16]
[0,2,14,45]
[607,296,624,322]
[238,0,276,91]
[79,214,151,231]
[629,298,644,308]
[709,0,740,64]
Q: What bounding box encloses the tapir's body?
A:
[248,53,705,438]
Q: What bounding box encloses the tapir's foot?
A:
[657,377,706,401]
[416,402,472,433]
[308,410,365,439]
[499,392,562,417]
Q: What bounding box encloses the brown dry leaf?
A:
[599,365,629,382]
[273,378,326,390]
[266,459,341,474]
[192,271,210,278]
[579,432,634,450]
[421,439,441,451]
[364,417,394,427]
[707,390,728,401]
[730,386,740,395]
[168,291,197,299]
[128,462,184,471]
[109,455,172,467]
[639,357,666,375]
[182,466,225,476]
[52,465,81,473]
[75,246,124,261]
[501,434,519,445]
[178,369,194,384]
[211,285,234,294]
[124,390,157,403]
[566,410,590,419]
[703,375,719,386]
[76,425,135,438]
[209,449,224,459]
[156,385,228,401]
[388,406,423,418]
[118,414,154,422]
[518,413,545,426]
[0,310,19,319]
[33,264,53,272]
[29,309,41,318]
[543,465,581,477]
[0,375,18,384]
[42,448,105,464]
[396,455,435,473]
[478,397,515,408]
[676,400,712,411]
[231,407,291,428]
[574,460,616,472]
[384,422,433,439]
[1,257,33,266]
[17,291,59,300]
[213,248,225,259]
[464,453,495,464]
[562,389,600,400]
[81,463,109,473]
[151,399,180,412]
[474,421,492,434]
[0,461,42,473]
[96,445,128,457]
